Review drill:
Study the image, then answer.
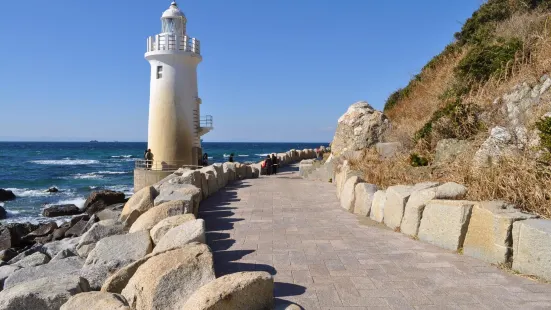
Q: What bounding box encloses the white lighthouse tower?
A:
[144,1,212,169]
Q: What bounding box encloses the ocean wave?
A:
[6,210,20,215]
[6,188,51,197]
[223,154,230,158]
[54,198,86,209]
[238,155,249,157]
[255,154,269,157]
[208,157,213,159]
[72,173,103,180]
[106,185,134,196]
[97,171,129,175]
[30,159,100,165]
[111,155,134,159]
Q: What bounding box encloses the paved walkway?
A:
[199,165,551,310]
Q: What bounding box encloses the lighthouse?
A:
[145,1,212,168]
[135,1,212,192]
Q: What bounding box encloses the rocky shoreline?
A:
[0,147,325,309]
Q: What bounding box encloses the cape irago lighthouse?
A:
[135,1,212,191]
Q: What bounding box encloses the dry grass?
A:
[348,149,551,218]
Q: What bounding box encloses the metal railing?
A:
[200,115,213,128]
[135,160,202,171]
[146,34,200,55]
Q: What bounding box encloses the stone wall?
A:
[306,157,551,282]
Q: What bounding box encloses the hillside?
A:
[354,0,551,217]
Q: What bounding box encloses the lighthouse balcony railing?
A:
[147,34,200,55]
[135,160,202,171]
[200,115,213,129]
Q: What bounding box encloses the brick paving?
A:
[199,165,551,310]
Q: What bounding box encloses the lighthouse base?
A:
[133,169,173,193]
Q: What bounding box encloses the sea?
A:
[0,142,327,223]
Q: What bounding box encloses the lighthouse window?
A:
[156,66,163,79]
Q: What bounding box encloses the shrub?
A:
[455,38,524,86]
[409,153,429,167]
[384,86,412,111]
[455,0,513,44]
[536,116,551,152]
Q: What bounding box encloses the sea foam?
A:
[30,159,100,165]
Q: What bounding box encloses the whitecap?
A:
[106,185,134,197]
[72,173,103,180]
[111,155,133,158]
[5,188,50,197]
[238,155,249,157]
[223,154,230,158]
[255,154,269,157]
[54,198,86,209]
[97,171,129,175]
[30,159,100,165]
[6,210,20,215]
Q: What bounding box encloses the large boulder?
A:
[418,200,474,251]
[60,291,130,310]
[0,265,20,289]
[235,163,247,180]
[201,169,219,195]
[331,101,390,156]
[79,265,113,291]
[120,186,157,227]
[340,176,361,212]
[473,126,524,168]
[353,183,378,216]
[42,237,79,258]
[4,257,84,289]
[0,223,38,250]
[77,219,125,256]
[512,219,551,281]
[375,142,402,159]
[434,139,470,165]
[25,222,58,239]
[383,185,414,230]
[153,184,201,212]
[153,219,206,254]
[0,189,15,202]
[212,163,227,188]
[84,231,152,270]
[84,190,126,214]
[14,252,49,268]
[163,170,203,197]
[223,163,237,182]
[150,214,196,245]
[42,204,82,217]
[400,182,467,237]
[463,201,537,264]
[101,255,152,294]
[369,190,386,223]
[182,272,274,310]
[121,243,215,310]
[129,200,194,233]
[0,275,90,310]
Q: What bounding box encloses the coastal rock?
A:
[46,187,59,193]
[0,275,90,310]
[77,219,124,256]
[120,186,157,227]
[7,246,41,265]
[153,184,201,210]
[101,256,151,294]
[473,126,524,167]
[14,252,50,268]
[86,201,110,216]
[42,204,81,217]
[166,170,203,195]
[0,189,15,202]
[331,101,390,156]
[353,183,378,216]
[96,208,123,221]
[84,190,126,214]
[0,249,17,262]
[84,231,152,270]
[129,200,193,233]
[121,243,215,310]
[1,223,38,249]
[4,257,84,289]
[375,142,402,159]
[0,227,14,251]
[65,218,92,238]
[0,265,20,289]
[60,291,130,310]
[434,139,470,165]
[53,225,71,240]
[153,219,206,254]
[77,244,96,259]
[213,163,227,189]
[235,163,247,180]
[223,162,237,182]
[42,237,79,258]
[182,271,274,310]
[0,207,5,220]
[52,248,77,261]
[79,265,113,291]
[150,214,196,244]
[25,222,58,239]
[200,167,219,195]
[199,172,210,199]
[60,292,130,310]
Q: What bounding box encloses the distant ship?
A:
[90,140,99,143]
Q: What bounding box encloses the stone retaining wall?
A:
[309,157,551,282]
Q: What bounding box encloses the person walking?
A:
[229,153,234,162]
[264,155,272,176]
[202,153,209,166]
[271,153,278,175]
[145,149,154,169]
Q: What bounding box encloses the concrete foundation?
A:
[134,169,173,193]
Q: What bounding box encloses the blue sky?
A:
[0,0,481,142]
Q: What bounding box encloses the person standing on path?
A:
[202,153,209,166]
[229,153,234,163]
[271,153,278,175]
[264,155,272,175]
[145,149,154,169]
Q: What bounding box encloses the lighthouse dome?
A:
[162,2,186,19]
